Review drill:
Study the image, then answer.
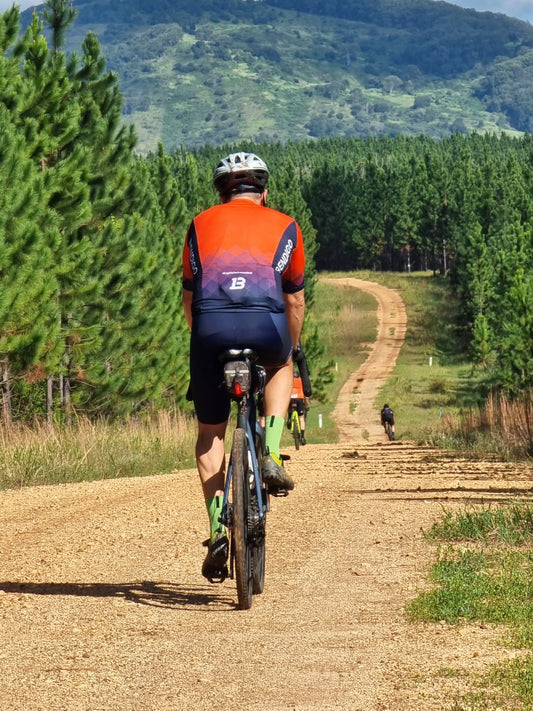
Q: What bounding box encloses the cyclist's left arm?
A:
[283,290,305,349]
[281,221,306,349]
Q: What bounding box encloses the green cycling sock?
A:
[264,415,285,459]
[205,495,224,538]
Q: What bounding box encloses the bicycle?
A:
[291,342,312,450]
[384,421,395,441]
[216,345,310,609]
[287,399,303,450]
[218,347,285,610]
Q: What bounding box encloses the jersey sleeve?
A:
[182,222,195,292]
[281,222,306,294]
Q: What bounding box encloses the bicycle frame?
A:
[222,390,266,526]
[288,403,301,432]
[218,351,267,544]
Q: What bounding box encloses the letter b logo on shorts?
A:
[229,276,247,290]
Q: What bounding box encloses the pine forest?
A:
[2,1,533,425]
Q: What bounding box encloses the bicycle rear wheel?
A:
[231,427,253,609]
[385,422,394,441]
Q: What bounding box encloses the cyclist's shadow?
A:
[0,580,238,610]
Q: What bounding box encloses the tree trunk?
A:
[47,376,54,423]
[63,375,72,425]
[1,359,12,425]
[62,350,72,425]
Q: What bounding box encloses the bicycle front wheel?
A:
[292,412,301,450]
[231,427,253,610]
[252,435,266,595]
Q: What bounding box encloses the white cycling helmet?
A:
[213,151,269,197]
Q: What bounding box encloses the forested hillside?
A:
[21,0,533,151]
[2,1,533,426]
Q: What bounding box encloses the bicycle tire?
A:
[385,422,394,441]
[251,496,266,595]
[252,434,266,595]
[232,427,253,610]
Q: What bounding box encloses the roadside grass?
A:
[0,412,196,491]
[408,502,533,710]
[435,392,533,461]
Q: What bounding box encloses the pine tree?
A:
[46,21,138,416]
[0,106,60,421]
[498,268,533,393]
[88,150,191,414]
[42,0,77,53]
[304,160,354,270]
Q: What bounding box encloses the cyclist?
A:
[381,403,395,440]
[289,369,309,445]
[182,151,306,580]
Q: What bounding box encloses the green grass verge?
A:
[409,502,533,710]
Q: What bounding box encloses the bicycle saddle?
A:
[219,348,259,362]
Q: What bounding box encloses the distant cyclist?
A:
[381,404,395,440]
[182,151,306,580]
[289,369,309,445]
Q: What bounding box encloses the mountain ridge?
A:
[20,0,533,151]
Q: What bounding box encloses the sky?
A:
[0,0,532,23]
[443,0,533,23]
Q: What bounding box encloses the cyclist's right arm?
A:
[182,288,193,329]
[182,224,194,330]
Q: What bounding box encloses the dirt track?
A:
[1,277,533,711]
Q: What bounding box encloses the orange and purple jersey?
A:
[182,198,305,315]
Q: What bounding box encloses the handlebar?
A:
[293,343,312,398]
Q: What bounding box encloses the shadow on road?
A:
[0,579,238,610]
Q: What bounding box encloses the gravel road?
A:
[1,277,531,711]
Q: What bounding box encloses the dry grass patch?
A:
[0,412,196,490]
